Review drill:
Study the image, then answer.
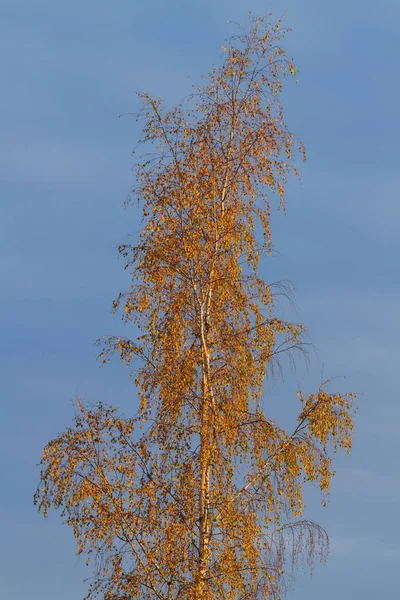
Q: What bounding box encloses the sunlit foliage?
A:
[35,15,355,600]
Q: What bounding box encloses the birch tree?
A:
[35,15,355,600]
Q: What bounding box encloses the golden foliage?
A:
[35,15,355,600]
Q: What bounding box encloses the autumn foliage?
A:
[35,15,355,600]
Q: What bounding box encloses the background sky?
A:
[1,0,399,598]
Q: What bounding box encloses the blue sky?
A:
[1,0,399,597]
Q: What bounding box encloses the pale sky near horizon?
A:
[1,0,400,598]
